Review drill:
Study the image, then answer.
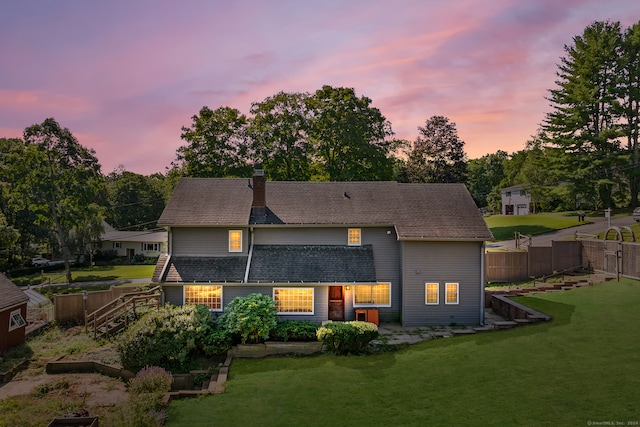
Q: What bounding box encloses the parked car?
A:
[633,207,640,222]
[31,257,50,267]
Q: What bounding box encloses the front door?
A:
[328,286,344,321]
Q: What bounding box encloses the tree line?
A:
[1,19,638,275]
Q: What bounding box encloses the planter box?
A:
[233,341,323,358]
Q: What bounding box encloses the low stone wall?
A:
[232,341,323,358]
[45,358,135,381]
[491,294,551,322]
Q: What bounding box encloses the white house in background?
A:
[98,222,168,261]
[501,184,532,215]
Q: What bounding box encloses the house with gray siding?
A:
[152,171,493,326]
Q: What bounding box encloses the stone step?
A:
[493,321,518,330]
[452,329,476,335]
[513,318,532,324]
[473,325,494,332]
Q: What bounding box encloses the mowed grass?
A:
[485,212,587,240]
[12,265,155,286]
[167,279,640,426]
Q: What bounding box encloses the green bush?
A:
[271,320,318,342]
[316,321,379,355]
[219,293,277,344]
[199,321,232,356]
[116,304,213,373]
[128,366,173,395]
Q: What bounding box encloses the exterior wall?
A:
[161,283,328,323]
[501,187,531,215]
[254,226,402,322]
[171,227,248,256]
[0,303,27,355]
[401,241,483,326]
[108,241,167,258]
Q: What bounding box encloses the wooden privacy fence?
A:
[486,241,582,283]
[54,286,140,324]
[580,238,640,280]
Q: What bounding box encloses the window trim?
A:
[183,285,223,312]
[445,282,459,305]
[142,242,160,252]
[352,282,391,308]
[273,287,314,315]
[228,230,243,252]
[347,228,361,246]
[9,309,26,331]
[425,282,440,305]
[112,242,122,249]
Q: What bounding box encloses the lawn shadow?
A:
[490,225,555,240]
[472,297,576,346]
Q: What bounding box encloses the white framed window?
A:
[9,309,26,331]
[353,283,391,307]
[273,288,314,315]
[229,230,242,252]
[445,283,459,305]
[184,285,223,311]
[425,283,439,305]
[112,242,122,249]
[142,243,160,252]
[348,228,361,246]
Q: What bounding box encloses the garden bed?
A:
[232,341,323,358]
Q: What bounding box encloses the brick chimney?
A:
[251,169,266,217]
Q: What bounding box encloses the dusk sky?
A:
[1,1,639,175]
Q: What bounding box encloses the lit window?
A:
[273,288,314,314]
[425,283,439,305]
[229,230,242,252]
[113,242,122,249]
[184,285,223,311]
[348,228,361,246]
[9,309,26,331]
[142,243,160,252]
[353,283,391,307]
[445,283,459,304]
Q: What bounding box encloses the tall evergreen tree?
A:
[543,21,625,208]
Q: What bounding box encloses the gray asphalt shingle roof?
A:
[154,245,377,284]
[158,178,493,241]
[0,273,28,310]
[248,245,376,283]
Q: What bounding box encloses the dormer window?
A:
[348,228,361,246]
[229,230,242,252]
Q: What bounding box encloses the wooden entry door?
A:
[328,286,344,321]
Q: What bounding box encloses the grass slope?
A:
[12,265,155,286]
[167,279,640,426]
[485,212,586,241]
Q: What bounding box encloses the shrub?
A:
[316,321,378,355]
[271,320,319,342]
[116,304,213,372]
[219,293,277,344]
[199,321,232,356]
[128,366,173,395]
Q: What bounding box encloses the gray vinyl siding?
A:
[254,226,401,322]
[161,284,328,324]
[253,227,348,245]
[401,241,483,326]
[171,227,248,256]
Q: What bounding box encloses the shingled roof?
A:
[154,245,377,284]
[158,178,493,241]
[0,273,28,310]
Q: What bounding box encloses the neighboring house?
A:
[152,171,493,327]
[0,273,29,354]
[97,222,168,261]
[501,184,531,215]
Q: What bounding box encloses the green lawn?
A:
[485,212,587,240]
[11,265,155,286]
[167,279,640,426]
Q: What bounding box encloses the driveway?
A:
[487,214,637,250]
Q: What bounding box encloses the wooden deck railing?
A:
[86,286,161,338]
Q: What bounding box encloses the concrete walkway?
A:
[376,309,507,345]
